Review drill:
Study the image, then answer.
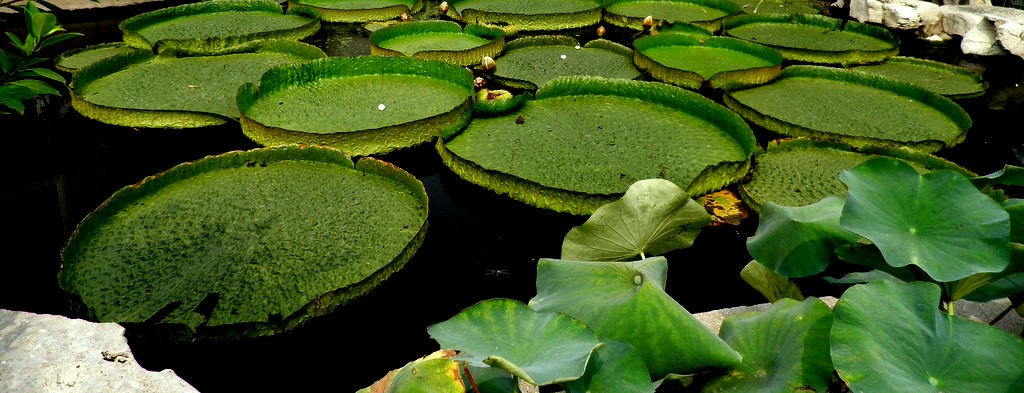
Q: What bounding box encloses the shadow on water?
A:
[3,1,1024,391]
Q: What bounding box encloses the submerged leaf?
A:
[561,179,712,261]
[839,157,1011,282]
[832,280,1024,392]
[426,298,602,386]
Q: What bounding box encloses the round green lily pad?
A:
[238,56,474,157]
[119,0,321,55]
[493,36,641,91]
[604,0,742,32]
[738,139,974,212]
[848,56,988,99]
[727,0,822,15]
[722,13,899,65]
[56,43,144,73]
[723,65,972,153]
[633,33,782,90]
[446,0,603,32]
[439,76,757,215]
[71,40,327,129]
[287,0,424,23]
[369,20,505,66]
[59,145,429,340]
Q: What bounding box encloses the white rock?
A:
[850,0,886,23]
[992,13,1024,57]
[0,309,198,393]
[942,5,1008,55]
[884,3,925,29]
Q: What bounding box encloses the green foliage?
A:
[0,1,81,115]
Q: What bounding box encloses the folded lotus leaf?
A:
[370,20,505,66]
[722,13,898,65]
[119,0,321,55]
[447,0,603,32]
[59,146,429,340]
[439,76,756,215]
[604,0,742,32]
[287,0,423,23]
[724,66,972,153]
[71,40,327,129]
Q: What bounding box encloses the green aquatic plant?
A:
[1,1,82,115]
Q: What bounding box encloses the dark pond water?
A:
[3,2,1024,392]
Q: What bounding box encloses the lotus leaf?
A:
[447,0,603,32]
[119,0,321,55]
[369,20,505,66]
[564,340,655,393]
[831,280,1024,392]
[529,257,742,379]
[739,260,804,302]
[287,0,423,23]
[738,139,974,212]
[55,43,141,73]
[238,56,474,156]
[493,36,641,91]
[849,56,987,99]
[358,350,465,393]
[561,179,712,262]
[700,297,834,393]
[604,0,742,32]
[439,76,756,215]
[426,298,603,386]
[839,157,1010,282]
[724,66,972,153]
[747,197,861,278]
[722,13,898,65]
[71,40,327,129]
[59,146,429,339]
[633,33,782,90]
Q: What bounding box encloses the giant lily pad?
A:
[848,56,988,99]
[71,40,327,129]
[493,35,641,91]
[446,0,603,32]
[427,298,603,386]
[119,0,321,55]
[723,66,972,153]
[633,33,782,90]
[722,13,898,65]
[727,0,822,14]
[56,43,143,73]
[238,56,474,156]
[529,257,742,379]
[701,297,834,392]
[58,145,429,340]
[831,280,1024,392]
[604,0,742,32]
[839,157,1010,282]
[369,20,505,66]
[738,139,974,212]
[439,76,757,215]
[287,0,423,23]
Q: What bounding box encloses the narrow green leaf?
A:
[6,32,26,53]
[972,165,1024,189]
[832,280,1024,392]
[840,157,1011,282]
[746,197,861,278]
[20,57,48,69]
[17,67,65,83]
[9,78,60,96]
[739,260,804,303]
[0,48,10,73]
[39,31,82,50]
[561,178,712,262]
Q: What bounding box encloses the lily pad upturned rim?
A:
[722,65,972,153]
[70,40,327,129]
[237,55,475,157]
[848,56,988,99]
[737,138,976,213]
[286,0,424,23]
[438,75,757,215]
[493,35,640,91]
[55,42,142,73]
[722,13,899,65]
[119,0,322,55]
[633,33,783,90]
[447,0,604,32]
[59,145,430,341]
[603,0,743,32]
[369,20,506,66]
